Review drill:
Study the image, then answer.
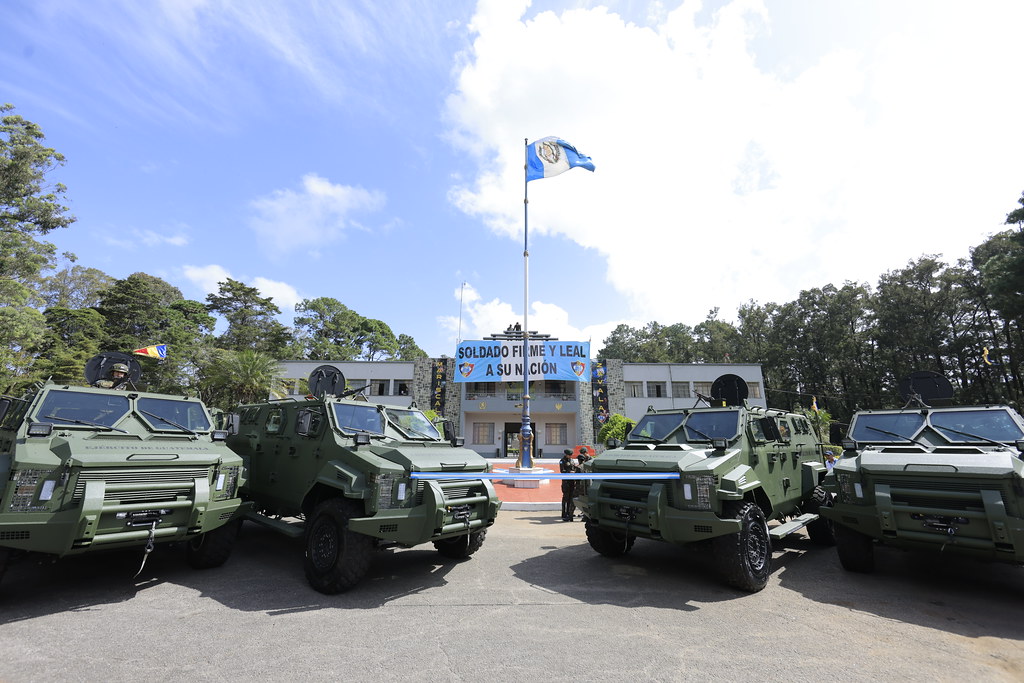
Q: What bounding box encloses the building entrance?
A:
[503,421,535,459]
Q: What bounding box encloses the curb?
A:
[499,501,561,511]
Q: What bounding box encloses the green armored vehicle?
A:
[822,371,1024,573]
[227,366,501,594]
[576,375,833,592]
[0,353,245,584]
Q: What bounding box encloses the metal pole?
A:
[521,138,533,469]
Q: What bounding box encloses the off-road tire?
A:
[186,519,240,569]
[713,501,772,592]
[433,529,487,559]
[584,517,635,557]
[834,523,875,573]
[804,486,836,546]
[303,498,373,594]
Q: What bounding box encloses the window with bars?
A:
[672,382,690,398]
[647,382,667,398]
[545,422,567,444]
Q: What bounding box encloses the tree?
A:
[0,104,76,391]
[201,349,283,408]
[38,262,114,309]
[396,333,427,360]
[292,297,364,360]
[597,413,635,443]
[355,318,399,361]
[32,307,106,384]
[206,278,290,356]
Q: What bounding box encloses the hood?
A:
[374,442,490,473]
[852,447,1024,477]
[590,444,714,473]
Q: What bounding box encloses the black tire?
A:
[433,529,487,559]
[303,498,373,594]
[713,501,772,592]
[186,519,240,569]
[584,517,635,557]
[834,523,875,573]
[804,486,836,546]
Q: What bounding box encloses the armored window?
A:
[138,397,211,431]
[684,410,741,441]
[626,382,643,398]
[746,382,762,399]
[930,409,1024,443]
[671,382,690,398]
[265,408,285,434]
[647,382,666,398]
[776,419,791,442]
[35,390,130,428]
[332,403,383,434]
[850,412,925,442]
[545,422,568,445]
[472,422,495,444]
[630,413,685,441]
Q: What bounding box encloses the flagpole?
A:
[521,138,533,469]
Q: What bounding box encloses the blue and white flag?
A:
[526,137,595,182]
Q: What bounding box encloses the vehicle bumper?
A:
[347,478,501,546]
[576,480,741,544]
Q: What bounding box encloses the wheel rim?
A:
[744,519,769,571]
[310,518,340,572]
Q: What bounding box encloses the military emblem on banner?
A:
[571,361,585,377]
[459,363,475,378]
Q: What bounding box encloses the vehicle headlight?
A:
[681,474,716,510]
[837,473,865,503]
[214,465,240,500]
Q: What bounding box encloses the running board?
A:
[769,513,818,540]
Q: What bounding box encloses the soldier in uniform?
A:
[559,448,579,521]
[94,362,130,389]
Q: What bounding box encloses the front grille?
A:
[872,476,1012,511]
[72,467,210,504]
[694,525,713,534]
[379,523,398,534]
[0,530,30,541]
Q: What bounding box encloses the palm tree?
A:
[204,349,283,408]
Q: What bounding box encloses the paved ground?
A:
[2,503,1023,682]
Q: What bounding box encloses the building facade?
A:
[277,355,766,460]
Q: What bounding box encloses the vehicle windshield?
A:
[332,403,384,434]
[138,397,211,432]
[850,412,926,442]
[930,409,1024,444]
[628,413,684,441]
[683,410,740,442]
[35,390,130,428]
[386,408,441,439]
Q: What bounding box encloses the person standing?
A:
[559,448,578,521]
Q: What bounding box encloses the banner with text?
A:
[455,341,591,382]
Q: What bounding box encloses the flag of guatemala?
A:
[526,137,595,181]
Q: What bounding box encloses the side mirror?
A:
[442,421,456,442]
[606,437,621,449]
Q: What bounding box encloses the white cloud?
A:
[181,264,232,296]
[247,173,386,256]
[446,0,1024,329]
[438,282,638,354]
[180,266,301,320]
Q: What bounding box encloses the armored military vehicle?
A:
[575,375,833,592]
[226,366,501,594]
[0,353,246,585]
[821,371,1024,573]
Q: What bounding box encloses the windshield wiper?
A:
[139,409,196,435]
[864,425,928,447]
[932,424,1008,448]
[44,414,128,434]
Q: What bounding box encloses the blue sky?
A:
[4,0,1023,358]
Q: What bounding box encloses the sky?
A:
[3,0,1024,358]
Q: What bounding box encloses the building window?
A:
[347,380,368,396]
[647,382,667,398]
[746,382,762,399]
[472,423,495,445]
[465,382,497,399]
[370,380,390,396]
[545,422,567,445]
[626,381,643,398]
[693,382,712,397]
[506,382,523,401]
[395,381,409,396]
[672,382,690,398]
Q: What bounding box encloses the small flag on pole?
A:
[526,137,595,181]
[811,396,818,412]
[133,344,168,359]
